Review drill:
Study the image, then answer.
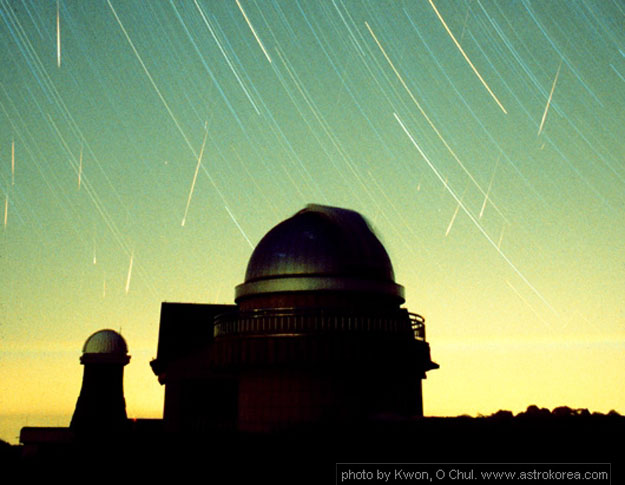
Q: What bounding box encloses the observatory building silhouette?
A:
[150,204,438,432]
[70,329,130,434]
[17,207,625,469]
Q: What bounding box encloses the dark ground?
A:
[5,411,623,483]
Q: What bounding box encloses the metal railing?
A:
[214,308,426,341]
[409,312,425,341]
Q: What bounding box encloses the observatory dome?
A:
[83,329,128,356]
[235,204,404,303]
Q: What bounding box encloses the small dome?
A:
[235,204,404,303]
[83,329,128,355]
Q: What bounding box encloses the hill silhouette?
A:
[11,406,624,482]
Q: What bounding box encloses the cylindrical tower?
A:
[70,329,131,435]
[210,204,437,431]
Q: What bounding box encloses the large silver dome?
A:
[235,204,404,302]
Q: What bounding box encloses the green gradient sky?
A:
[1,0,624,443]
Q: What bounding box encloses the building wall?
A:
[71,364,127,433]
[156,305,434,433]
[237,368,422,432]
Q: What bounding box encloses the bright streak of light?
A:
[125,251,133,294]
[497,224,505,249]
[181,122,208,227]
[224,205,254,248]
[480,156,499,219]
[394,112,558,316]
[56,1,61,67]
[108,0,240,239]
[78,145,83,190]
[365,21,509,224]
[445,203,460,237]
[538,61,562,136]
[446,181,469,236]
[235,0,272,64]
[427,0,508,114]
[479,191,489,220]
[11,139,14,185]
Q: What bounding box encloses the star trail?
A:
[1,1,624,442]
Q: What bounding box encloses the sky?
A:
[1,0,624,444]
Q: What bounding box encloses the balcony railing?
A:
[214,308,426,341]
[409,312,425,341]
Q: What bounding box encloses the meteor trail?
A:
[427,0,508,114]
[181,122,209,227]
[236,0,272,64]
[538,61,562,136]
[497,224,505,250]
[394,112,558,316]
[445,203,460,237]
[125,251,133,294]
[108,0,243,241]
